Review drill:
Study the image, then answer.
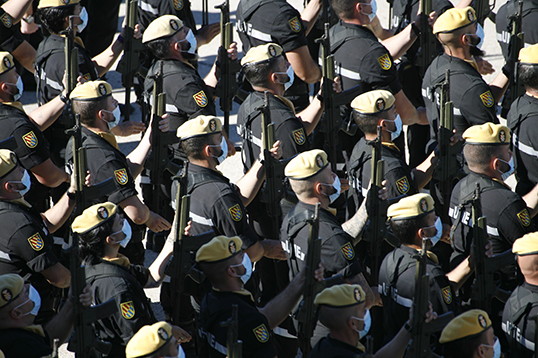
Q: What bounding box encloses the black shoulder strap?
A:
[240,0,276,19]
[331,24,365,54]
[187,172,225,193]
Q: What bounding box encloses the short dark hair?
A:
[351,110,388,135]
[463,144,504,171]
[180,133,217,160]
[390,215,430,245]
[519,63,538,91]
[331,0,357,20]
[243,57,280,88]
[443,331,488,358]
[78,215,116,265]
[145,36,175,59]
[37,6,76,34]
[71,97,109,127]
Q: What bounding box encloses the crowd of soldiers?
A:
[2,0,538,357]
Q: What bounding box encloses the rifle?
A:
[202,0,209,26]
[501,0,525,119]
[214,0,240,135]
[364,126,385,286]
[417,0,438,78]
[60,16,79,129]
[117,0,145,122]
[65,113,118,357]
[405,238,454,358]
[474,0,496,24]
[220,304,243,358]
[316,19,364,172]
[167,164,215,325]
[470,183,514,313]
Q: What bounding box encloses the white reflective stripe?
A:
[190,211,214,227]
[336,163,345,171]
[486,225,499,236]
[199,329,228,355]
[453,107,462,116]
[246,27,272,42]
[421,88,429,98]
[53,236,69,250]
[138,0,159,15]
[140,175,151,184]
[165,103,179,113]
[502,322,535,351]
[361,187,369,197]
[391,289,413,308]
[338,66,362,81]
[513,133,538,159]
[273,326,297,339]
[46,77,63,91]
[0,250,11,261]
[237,124,262,147]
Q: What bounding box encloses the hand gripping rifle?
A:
[65,113,117,357]
[405,238,454,358]
[417,0,438,78]
[470,183,514,313]
[117,0,145,122]
[501,0,525,119]
[214,1,240,135]
[220,304,243,358]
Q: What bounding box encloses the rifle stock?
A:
[220,304,243,358]
[417,0,438,78]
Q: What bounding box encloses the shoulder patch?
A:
[292,128,306,145]
[120,301,135,319]
[193,90,208,108]
[82,73,91,82]
[479,90,494,108]
[517,208,531,227]
[114,168,129,185]
[377,53,392,70]
[22,131,38,148]
[341,242,355,260]
[0,13,12,28]
[173,0,184,10]
[288,16,301,33]
[395,176,410,194]
[253,324,269,342]
[28,233,44,251]
[442,286,452,304]
[229,204,243,222]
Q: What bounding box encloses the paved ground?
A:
[17,0,508,355]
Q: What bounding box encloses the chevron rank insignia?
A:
[442,286,452,304]
[518,209,531,227]
[480,91,494,108]
[173,0,184,10]
[120,301,135,319]
[0,13,12,28]
[293,128,306,145]
[28,233,44,251]
[289,16,301,32]
[377,54,391,70]
[22,131,38,148]
[114,168,128,185]
[229,204,243,222]
[253,324,269,342]
[396,176,410,194]
[341,242,355,260]
[193,90,208,107]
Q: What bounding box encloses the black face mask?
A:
[469,44,485,57]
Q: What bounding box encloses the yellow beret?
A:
[519,44,538,65]
[72,202,117,234]
[176,115,222,140]
[388,193,435,221]
[196,236,243,263]
[0,52,15,76]
[142,15,184,43]
[38,0,79,8]
[463,123,510,145]
[0,349,4,358]
[126,322,173,358]
[440,309,491,343]
[70,80,112,101]
[513,232,538,256]
[433,6,476,34]
[0,274,24,308]
[350,90,395,115]
[0,149,18,179]
[314,284,366,307]
[241,43,283,66]
[285,149,329,180]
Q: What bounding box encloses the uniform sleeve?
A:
[360,47,402,94]
[270,8,308,52]
[130,264,150,287]
[0,9,24,53]
[95,159,138,204]
[212,193,259,249]
[112,290,154,345]
[241,314,278,358]
[321,230,362,278]
[9,224,59,274]
[457,84,498,127]
[275,118,309,158]
[431,274,455,315]
[497,202,535,246]
[12,118,51,169]
[384,167,415,198]
[170,82,216,120]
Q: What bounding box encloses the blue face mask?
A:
[322,176,342,204]
[10,169,32,196]
[110,219,132,248]
[352,309,371,339]
[13,285,41,317]
[359,0,377,22]
[178,29,197,54]
[230,254,253,285]
[208,137,228,165]
[5,76,24,101]
[422,217,443,247]
[76,7,88,33]
[386,115,402,141]
[497,157,514,181]
[481,338,501,358]
[275,65,295,91]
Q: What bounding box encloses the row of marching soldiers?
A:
[1,0,538,357]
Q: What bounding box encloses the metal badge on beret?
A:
[268,45,276,57]
[420,198,428,213]
[209,118,217,132]
[1,288,12,302]
[97,206,109,220]
[499,129,506,143]
[467,9,475,21]
[229,240,237,254]
[354,287,361,302]
[170,19,179,30]
[158,327,169,341]
[376,98,385,111]
[316,154,324,169]
[98,83,107,96]
[3,56,10,69]
[478,314,487,328]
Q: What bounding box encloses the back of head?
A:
[37,0,79,34]
[440,309,491,358]
[70,80,113,127]
[434,7,476,49]
[177,115,222,160]
[518,44,538,91]
[196,235,243,283]
[513,232,538,281]
[350,90,394,134]
[315,284,366,332]
[126,321,174,358]
[388,193,435,245]
[462,123,510,172]
[331,0,357,21]
[285,149,329,198]
[241,43,283,88]
[143,15,183,59]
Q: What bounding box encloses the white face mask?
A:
[481,337,501,358]
[76,7,88,33]
[386,114,402,141]
[208,137,228,165]
[274,65,295,91]
[178,29,197,54]
[110,219,132,248]
[103,106,121,130]
[352,309,372,339]
[13,285,41,317]
[359,0,377,22]
[422,217,443,247]
[10,169,32,196]
[497,157,514,181]
[230,253,253,285]
[5,76,24,101]
[321,176,341,204]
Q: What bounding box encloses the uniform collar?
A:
[103,253,131,268]
[91,130,119,150]
[213,287,255,302]
[400,245,439,264]
[2,102,25,113]
[274,95,296,115]
[325,335,365,353]
[23,324,46,337]
[57,33,85,48]
[464,59,479,72]
[469,170,511,189]
[382,142,400,152]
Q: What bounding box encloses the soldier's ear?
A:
[314,182,324,196]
